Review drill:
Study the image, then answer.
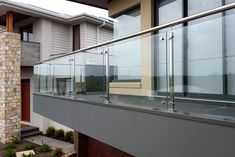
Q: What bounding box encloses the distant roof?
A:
[0,0,113,26]
[68,0,109,9]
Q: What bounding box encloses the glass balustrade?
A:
[34,8,235,122]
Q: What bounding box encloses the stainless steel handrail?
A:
[38,2,235,63]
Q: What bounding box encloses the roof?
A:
[68,0,109,9]
[0,0,113,26]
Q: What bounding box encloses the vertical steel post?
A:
[105,49,110,103]
[165,33,169,108]
[168,31,176,112]
[38,65,41,93]
[73,55,76,98]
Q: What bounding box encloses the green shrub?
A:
[22,153,35,157]
[54,129,64,139]
[40,144,51,152]
[5,142,15,150]
[46,126,56,137]
[6,148,15,157]
[11,136,21,145]
[64,131,74,143]
[24,142,35,150]
[52,147,64,157]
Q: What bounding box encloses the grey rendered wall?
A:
[21,41,40,66]
[34,94,235,157]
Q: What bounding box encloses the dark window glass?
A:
[73,25,80,51]
[20,24,33,42]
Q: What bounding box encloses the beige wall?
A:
[108,0,155,96]
[40,19,52,61]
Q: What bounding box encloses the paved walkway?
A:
[25,135,74,153]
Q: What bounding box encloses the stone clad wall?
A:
[0,32,21,143]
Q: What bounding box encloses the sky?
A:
[11,0,109,18]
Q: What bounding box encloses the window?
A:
[187,0,223,94]
[112,7,141,81]
[73,25,80,51]
[114,8,140,38]
[20,24,33,42]
[155,0,235,98]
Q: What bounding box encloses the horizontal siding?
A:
[52,22,72,54]
[85,22,97,48]
[80,23,86,49]
[99,27,113,43]
[83,22,113,54]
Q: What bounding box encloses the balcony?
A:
[21,41,40,66]
[33,4,235,157]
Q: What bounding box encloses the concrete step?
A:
[21,126,43,138]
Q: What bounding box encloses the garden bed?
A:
[0,140,57,157]
[45,127,74,144]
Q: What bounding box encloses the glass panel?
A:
[110,37,140,81]
[23,32,28,41]
[187,15,223,94]
[225,9,235,95]
[39,63,48,94]
[108,32,170,110]
[29,33,33,42]
[53,55,74,97]
[33,65,40,93]
[74,48,105,103]
[47,61,54,94]
[114,8,140,38]
[156,32,168,93]
[28,25,33,42]
[170,11,235,121]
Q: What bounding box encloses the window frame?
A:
[73,24,81,51]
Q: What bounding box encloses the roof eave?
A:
[68,0,108,9]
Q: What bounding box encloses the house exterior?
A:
[0,0,113,134]
[34,0,235,157]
